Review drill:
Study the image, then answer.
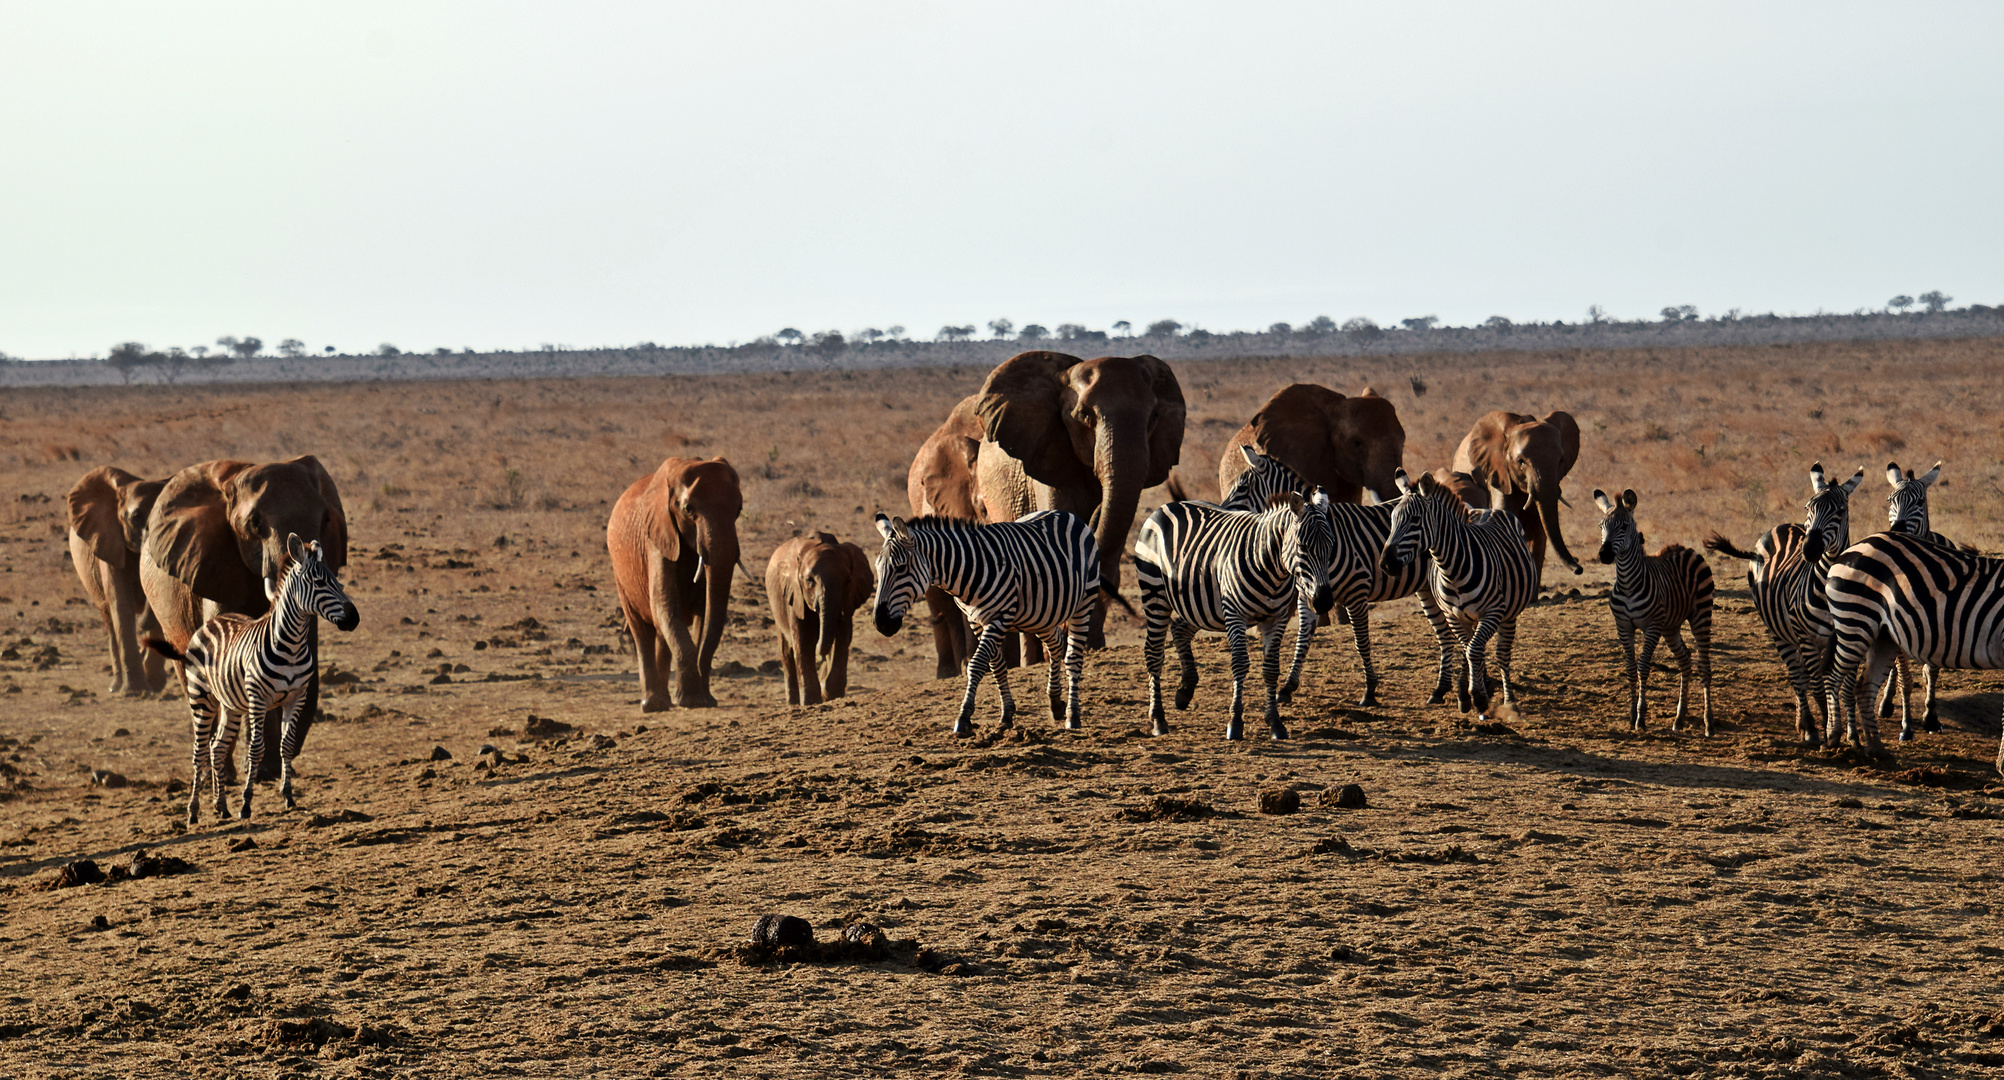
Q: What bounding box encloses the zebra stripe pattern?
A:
[1594,488,1716,734]
[1701,462,1863,744]
[1870,460,1957,738]
[1381,468,1538,718]
[1133,489,1335,741]
[1221,447,1457,707]
[871,510,1102,737]
[1825,532,2004,764]
[147,534,360,823]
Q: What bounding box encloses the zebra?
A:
[1379,468,1538,719]
[1825,532,2004,761]
[1703,462,1864,745]
[1218,447,1457,707]
[1877,461,1948,735]
[1594,489,1716,734]
[143,533,360,823]
[1133,488,1336,741]
[871,510,1104,737]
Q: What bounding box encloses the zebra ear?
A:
[1592,489,1613,513]
[286,532,306,561]
[1918,462,1941,487]
[1621,489,1638,510]
[1239,445,1261,468]
[891,516,913,541]
[1810,461,1828,493]
[873,512,895,541]
[1839,466,1865,496]
[1267,491,1306,515]
[1886,462,1905,487]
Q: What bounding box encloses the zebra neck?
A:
[1423,508,1472,577]
[1612,546,1651,596]
[268,573,317,655]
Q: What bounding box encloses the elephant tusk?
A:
[692,554,705,584]
[1557,494,1573,509]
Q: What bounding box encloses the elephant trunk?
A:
[1537,489,1583,575]
[696,528,736,680]
[1091,431,1148,638]
[815,575,840,665]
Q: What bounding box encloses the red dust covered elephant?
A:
[607,457,744,710]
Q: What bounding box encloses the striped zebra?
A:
[1133,488,1336,741]
[1380,468,1537,718]
[144,534,360,823]
[1703,462,1864,744]
[1594,489,1716,734]
[1877,461,1947,735]
[1220,447,1457,707]
[871,510,1104,737]
[1825,532,2004,761]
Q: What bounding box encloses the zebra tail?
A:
[141,636,187,663]
[1101,579,1137,616]
[1163,475,1189,503]
[1702,531,1763,564]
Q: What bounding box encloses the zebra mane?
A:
[901,514,984,533]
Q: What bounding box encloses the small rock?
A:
[417,767,437,781]
[1259,787,1301,815]
[165,778,187,795]
[757,658,784,676]
[45,859,105,889]
[523,715,573,739]
[90,914,109,931]
[220,983,252,1002]
[1323,784,1368,810]
[111,728,130,737]
[227,837,259,853]
[429,673,452,685]
[588,734,616,751]
[486,725,515,737]
[477,744,499,757]
[429,745,452,762]
[1833,796,1864,809]
[90,769,129,789]
[749,913,814,949]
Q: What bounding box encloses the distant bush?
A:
[1145,319,1182,337]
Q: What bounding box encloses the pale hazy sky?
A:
[2,2,1999,359]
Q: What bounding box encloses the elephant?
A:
[66,465,170,696]
[905,394,989,678]
[1452,410,1585,583]
[141,456,349,779]
[765,531,875,705]
[1217,384,1406,506]
[973,351,1186,648]
[607,456,743,710]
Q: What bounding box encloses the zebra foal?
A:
[145,534,360,823]
[1594,489,1715,734]
[1133,486,1335,741]
[871,510,1104,737]
[1703,462,1863,744]
[1825,532,2004,760]
[1379,468,1537,719]
[1877,461,1948,736]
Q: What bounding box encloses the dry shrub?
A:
[1859,429,1906,453]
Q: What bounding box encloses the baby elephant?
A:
[766,532,876,705]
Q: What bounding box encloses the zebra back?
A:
[872,510,1101,635]
[1828,532,2004,672]
[1219,447,1308,513]
[1135,492,1333,630]
[1386,468,1535,619]
[1595,488,1714,630]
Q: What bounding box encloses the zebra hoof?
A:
[951,720,974,738]
[1924,717,1942,734]
[1064,717,1081,731]
[1267,721,1289,741]
[1174,686,1197,711]
[1224,721,1244,742]
[1358,690,1380,707]
[1276,685,1296,705]
[1899,729,1915,743]
[1152,720,1169,737]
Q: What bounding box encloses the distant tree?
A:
[1660,305,1698,322]
[936,325,975,342]
[1056,323,1086,340]
[231,336,263,359]
[323,345,337,354]
[1887,295,1914,314]
[1587,304,1608,324]
[1112,320,1132,337]
[106,342,156,384]
[377,343,401,356]
[1340,317,1381,340]
[1144,319,1182,337]
[1185,328,1214,344]
[190,345,210,358]
[1018,324,1048,341]
[1919,290,1952,313]
[158,347,191,383]
[855,328,884,344]
[277,338,307,358]
[215,335,239,356]
[434,346,452,355]
[809,330,847,355]
[1306,315,1337,335]
[1483,315,1513,330]
[1401,315,1440,331]
[987,318,1014,339]
[1267,322,1292,336]
[776,328,804,345]
[885,325,906,340]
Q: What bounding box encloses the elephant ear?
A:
[1134,354,1187,489]
[284,455,349,570]
[641,467,683,563]
[1542,412,1581,480]
[839,542,875,610]
[974,351,1096,492]
[67,467,132,568]
[121,479,164,554]
[1246,384,1346,478]
[147,460,256,597]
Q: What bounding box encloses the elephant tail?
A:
[1702,531,1763,565]
[141,635,187,663]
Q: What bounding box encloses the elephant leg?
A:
[93,592,126,696]
[650,555,713,708]
[1260,616,1289,741]
[1021,632,1045,669]
[625,602,671,712]
[777,630,801,706]
[925,587,966,680]
[136,606,168,694]
[795,615,823,707]
[1171,617,1200,711]
[825,619,853,701]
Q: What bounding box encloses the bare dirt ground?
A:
[4,339,2004,1078]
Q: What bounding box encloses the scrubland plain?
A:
[3,337,2004,1077]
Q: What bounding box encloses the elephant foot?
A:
[641,694,673,713]
[680,689,718,709]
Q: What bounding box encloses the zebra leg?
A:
[1634,629,1664,732]
[1261,616,1289,741]
[1224,613,1251,742]
[1041,629,1066,726]
[1775,640,1819,746]
[279,694,307,810]
[1690,597,1716,737]
[954,623,1005,738]
[240,695,269,821]
[1877,653,1906,721]
[186,687,216,826]
[212,708,240,821]
[1615,618,1639,731]
[1665,628,1695,732]
[1277,597,1316,708]
[1922,663,1941,734]
[1171,617,1200,711]
[990,640,1018,731]
[1064,604,1090,730]
[1418,590,1456,706]
[1463,615,1502,718]
[1857,641,1896,749]
[1345,601,1380,707]
[1144,589,1172,736]
[1494,617,1519,707]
